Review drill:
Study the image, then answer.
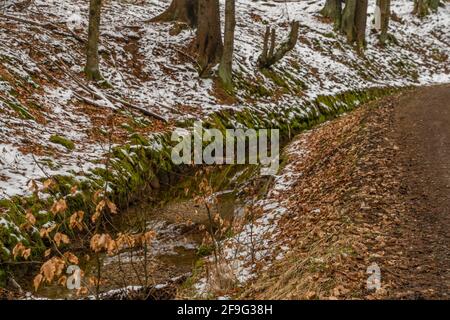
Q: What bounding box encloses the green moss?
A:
[7,101,34,120]
[234,73,272,98]
[120,123,134,133]
[0,85,401,270]
[261,69,290,92]
[49,135,75,150]
[196,244,213,257]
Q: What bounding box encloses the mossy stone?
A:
[49,135,75,150]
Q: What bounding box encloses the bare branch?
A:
[257,21,299,69]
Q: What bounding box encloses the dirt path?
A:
[391,85,450,298]
[241,85,449,300]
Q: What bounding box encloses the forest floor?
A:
[239,85,449,299]
[0,0,449,300]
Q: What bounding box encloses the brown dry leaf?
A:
[42,179,54,191]
[40,257,66,283]
[12,242,25,259]
[92,200,106,223]
[69,211,84,231]
[115,233,135,249]
[33,274,43,292]
[54,258,65,277]
[76,286,88,296]
[70,185,78,195]
[39,228,47,238]
[25,211,36,225]
[88,276,106,287]
[90,233,113,253]
[44,248,52,257]
[54,232,70,247]
[22,248,31,260]
[58,275,67,286]
[61,233,70,244]
[51,199,68,215]
[106,199,117,214]
[91,211,101,223]
[39,224,57,238]
[106,238,117,255]
[12,243,31,260]
[41,259,56,283]
[64,252,79,265]
[144,230,156,243]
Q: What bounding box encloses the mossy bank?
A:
[0,85,403,286]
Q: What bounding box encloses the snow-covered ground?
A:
[0,0,449,199]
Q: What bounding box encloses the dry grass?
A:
[239,94,408,299]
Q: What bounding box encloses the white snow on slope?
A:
[0,0,449,199]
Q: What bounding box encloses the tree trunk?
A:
[340,0,368,50]
[85,0,102,81]
[355,0,368,49]
[429,0,441,11]
[376,0,390,45]
[196,0,223,77]
[218,0,236,92]
[341,0,357,43]
[414,0,429,17]
[320,0,342,29]
[413,0,440,17]
[150,0,198,27]
[257,21,300,69]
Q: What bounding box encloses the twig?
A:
[0,13,85,43]
[55,61,168,122]
[0,260,42,265]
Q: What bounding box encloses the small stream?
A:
[31,190,243,299]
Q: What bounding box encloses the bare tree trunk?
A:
[196,0,223,77]
[376,0,391,45]
[413,0,440,17]
[355,0,368,50]
[340,0,368,50]
[85,0,102,81]
[218,0,236,92]
[413,0,428,17]
[341,0,357,43]
[429,0,441,11]
[150,0,198,27]
[257,21,299,69]
[320,0,342,29]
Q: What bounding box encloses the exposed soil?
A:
[242,85,449,299]
[391,85,450,298]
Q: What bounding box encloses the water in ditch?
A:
[28,190,242,299]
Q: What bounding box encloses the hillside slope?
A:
[1,0,449,198]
